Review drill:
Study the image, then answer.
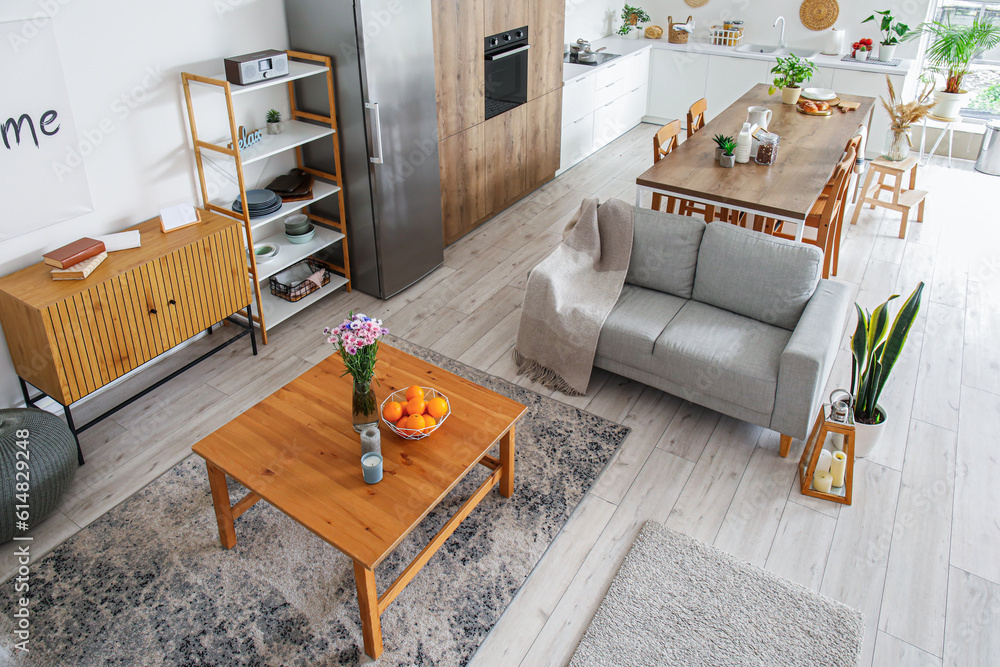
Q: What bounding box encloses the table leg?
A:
[353,561,383,659]
[206,462,237,549]
[500,425,515,498]
[635,186,644,208]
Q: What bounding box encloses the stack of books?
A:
[44,238,108,280]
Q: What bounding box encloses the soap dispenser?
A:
[735,122,753,164]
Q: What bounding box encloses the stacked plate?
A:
[232,189,282,218]
[801,88,837,102]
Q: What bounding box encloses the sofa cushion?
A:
[596,284,687,365]
[626,208,707,299]
[691,223,823,330]
[651,301,792,415]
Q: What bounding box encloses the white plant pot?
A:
[855,50,870,61]
[878,44,897,62]
[782,87,802,105]
[932,89,968,121]
[853,405,887,459]
[625,28,641,39]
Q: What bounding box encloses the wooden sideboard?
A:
[0,211,255,462]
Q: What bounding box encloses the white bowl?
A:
[381,387,451,440]
[251,242,279,262]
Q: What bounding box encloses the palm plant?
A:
[910,17,1000,93]
[849,282,924,424]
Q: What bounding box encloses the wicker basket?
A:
[269,258,332,302]
[668,16,692,44]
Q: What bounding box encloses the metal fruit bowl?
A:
[380,387,451,440]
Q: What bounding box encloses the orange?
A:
[396,416,413,436]
[382,401,403,423]
[405,398,426,416]
[426,396,448,419]
[422,415,436,428]
[406,414,426,430]
[405,385,425,402]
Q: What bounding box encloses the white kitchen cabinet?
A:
[831,69,905,157]
[560,112,594,168]
[811,66,836,91]
[705,56,770,122]
[624,85,648,128]
[595,77,627,107]
[624,49,651,91]
[646,50,710,122]
[562,74,596,126]
[593,95,631,150]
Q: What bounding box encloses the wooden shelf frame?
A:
[181,51,351,344]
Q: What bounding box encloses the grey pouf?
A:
[0,408,77,544]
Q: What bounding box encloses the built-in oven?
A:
[485,26,529,120]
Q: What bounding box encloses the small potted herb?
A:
[768,53,818,105]
[862,10,909,62]
[720,138,737,168]
[617,5,651,38]
[266,108,282,135]
[712,134,733,161]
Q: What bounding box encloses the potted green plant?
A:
[712,134,733,161]
[907,16,1000,119]
[849,282,924,457]
[719,138,737,168]
[862,10,909,62]
[617,5,650,39]
[768,53,818,104]
[266,108,282,135]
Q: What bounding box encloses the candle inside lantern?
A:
[817,448,833,474]
[813,470,834,493]
[831,451,847,487]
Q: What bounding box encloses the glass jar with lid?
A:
[755,132,780,165]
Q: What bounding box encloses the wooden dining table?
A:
[635,84,876,240]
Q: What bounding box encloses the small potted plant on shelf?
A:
[852,39,873,60]
[617,4,651,39]
[712,134,733,161]
[768,53,818,104]
[907,16,1000,120]
[849,282,924,458]
[719,138,737,168]
[862,10,908,62]
[266,108,282,135]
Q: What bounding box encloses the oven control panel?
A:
[485,26,529,54]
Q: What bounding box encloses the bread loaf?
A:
[645,25,663,39]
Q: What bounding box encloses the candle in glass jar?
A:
[831,451,848,487]
[813,470,834,493]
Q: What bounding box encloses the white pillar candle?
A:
[831,432,845,450]
[813,470,834,493]
[831,451,847,487]
[817,448,833,474]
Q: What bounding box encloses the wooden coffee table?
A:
[191,344,525,659]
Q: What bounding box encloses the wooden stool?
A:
[850,155,927,238]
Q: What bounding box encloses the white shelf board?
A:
[252,226,345,279]
[194,60,329,96]
[214,180,341,231]
[237,121,334,165]
[257,275,350,329]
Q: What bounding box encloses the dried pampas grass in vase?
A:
[881,75,936,161]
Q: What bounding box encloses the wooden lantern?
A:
[799,390,855,505]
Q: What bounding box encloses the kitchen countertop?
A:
[564,35,915,83]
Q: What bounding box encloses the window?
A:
[927,0,1000,119]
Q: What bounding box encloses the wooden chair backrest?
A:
[687,98,708,138]
[654,120,682,163]
[822,145,857,225]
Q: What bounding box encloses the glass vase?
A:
[352,378,378,433]
[883,128,911,161]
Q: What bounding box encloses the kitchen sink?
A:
[733,44,821,59]
[783,47,820,59]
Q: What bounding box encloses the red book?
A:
[43,238,106,269]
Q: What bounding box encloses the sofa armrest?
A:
[770,280,852,440]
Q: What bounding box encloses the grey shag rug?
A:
[571,521,865,667]
[0,338,629,666]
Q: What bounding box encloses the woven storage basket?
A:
[0,408,77,544]
[668,16,692,44]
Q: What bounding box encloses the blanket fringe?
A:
[511,349,586,397]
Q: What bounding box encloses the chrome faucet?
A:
[773,16,786,49]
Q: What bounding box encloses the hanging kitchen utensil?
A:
[800,0,839,31]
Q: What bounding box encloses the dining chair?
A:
[652,120,682,214]
[686,98,708,138]
[677,98,730,223]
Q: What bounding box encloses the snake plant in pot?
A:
[849,282,924,457]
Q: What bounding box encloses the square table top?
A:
[192,343,526,568]
[636,84,876,221]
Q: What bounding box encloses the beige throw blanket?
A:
[513,198,634,395]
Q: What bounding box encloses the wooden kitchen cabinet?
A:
[440,124,488,244]
[432,0,485,140]
[527,0,566,100]
[526,88,562,187]
[485,104,528,212]
[485,0,529,35]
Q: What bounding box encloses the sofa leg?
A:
[780,434,792,458]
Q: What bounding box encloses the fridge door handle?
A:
[365,101,384,164]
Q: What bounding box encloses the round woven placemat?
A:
[800,0,839,31]
[684,0,709,7]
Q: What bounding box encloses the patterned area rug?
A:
[572,521,865,667]
[0,338,629,666]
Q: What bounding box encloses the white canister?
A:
[823,28,845,56]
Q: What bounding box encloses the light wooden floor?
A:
[4,123,997,667]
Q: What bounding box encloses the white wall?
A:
[568,0,934,59]
[0,0,292,409]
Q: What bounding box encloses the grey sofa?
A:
[595,207,850,457]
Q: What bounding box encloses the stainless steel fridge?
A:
[285,0,443,298]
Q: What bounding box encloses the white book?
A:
[93,231,141,252]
